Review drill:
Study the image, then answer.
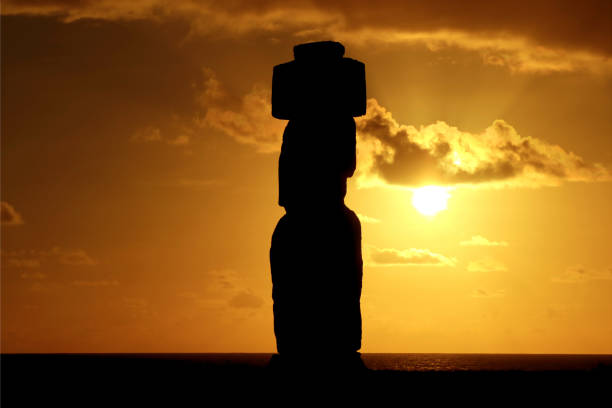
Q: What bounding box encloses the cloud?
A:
[130,126,162,143]
[471,288,505,298]
[356,213,380,224]
[552,265,612,283]
[195,81,609,192]
[467,258,507,272]
[55,248,97,266]
[208,269,241,291]
[356,98,609,189]
[131,124,194,146]
[203,85,286,153]
[337,27,612,74]
[176,178,223,189]
[130,68,280,152]
[1,1,340,38]
[20,272,46,280]
[123,297,151,318]
[1,202,24,226]
[228,291,264,309]
[131,69,216,146]
[198,67,226,105]
[183,269,266,312]
[168,135,190,146]
[72,280,119,287]
[3,1,611,74]
[460,235,509,247]
[367,246,457,267]
[8,258,41,268]
[2,247,97,267]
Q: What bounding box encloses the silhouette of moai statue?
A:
[269,41,366,369]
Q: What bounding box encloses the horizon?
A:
[3,352,612,356]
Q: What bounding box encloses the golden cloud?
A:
[20,272,46,280]
[467,258,507,272]
[186,269,267,311]
[552,265,612,283]
[356,213,381,224]
[471,288,506,298]
[356,98,610,189]
[2,247,97,267]
[72,280,120,287]
[131,123,194,147]
[336,28,612,74]
[204,85,286,153]
[367,245,457,267]
[4,0,611,74]
[228,291,265,309]
[201,80,609,190]
[460,235,509,247]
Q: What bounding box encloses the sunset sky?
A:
[2,0,611,354]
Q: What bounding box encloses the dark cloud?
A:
[313,0,612,56]
[4,0,610,73]
[356,99,609,188]
[367,246,456,267]
[1,202,24,226]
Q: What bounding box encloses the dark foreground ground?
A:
[2,354,611,405]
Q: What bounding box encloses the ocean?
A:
[136,352,612,371]
[3,352,611,405]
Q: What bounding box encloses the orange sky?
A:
[2,0,611,353]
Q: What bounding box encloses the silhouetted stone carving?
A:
[278,117,356,211]
[272,41,366,119]
[269,41,366,371]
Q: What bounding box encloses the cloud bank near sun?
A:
[356,99,609,189]
[198,85,609,190]
[4,0,611,74]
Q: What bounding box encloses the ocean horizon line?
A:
[3,351,611,356]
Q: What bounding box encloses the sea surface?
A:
[4,352,611,405]
[361,353,612,371]
[115,352,612,371]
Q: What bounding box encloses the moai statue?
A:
[269,41,366,371]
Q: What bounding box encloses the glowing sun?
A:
[411,186,451,216]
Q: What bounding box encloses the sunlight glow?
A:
[411,186,451,216]
[453,151,462,166]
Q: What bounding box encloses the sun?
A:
[411,186,451,216]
